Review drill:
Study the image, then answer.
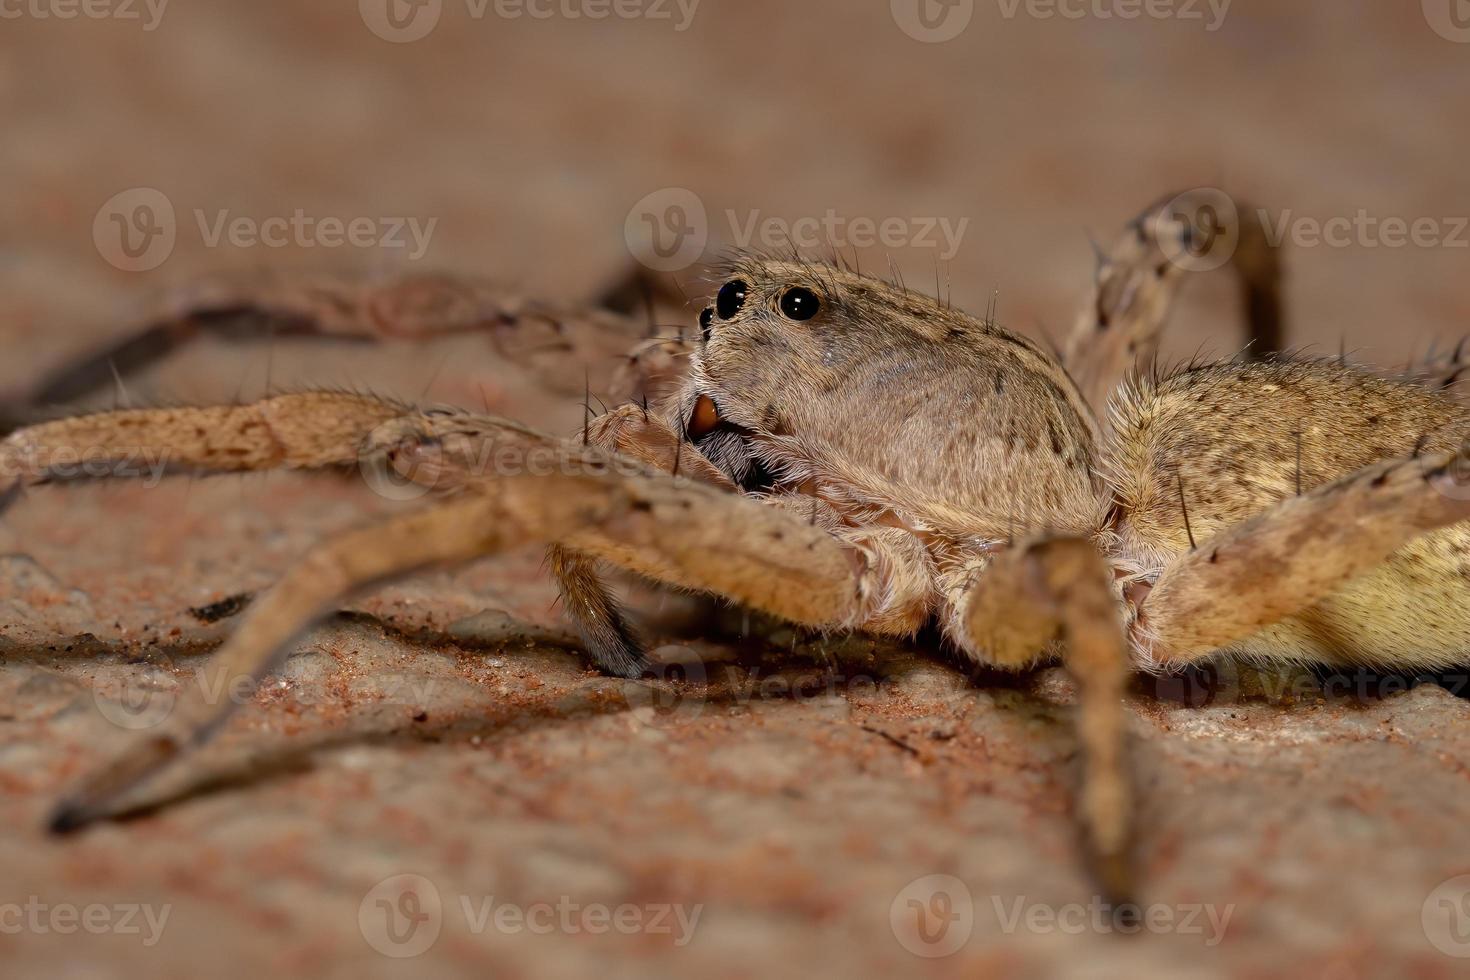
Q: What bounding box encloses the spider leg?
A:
[1063,191,1283,419]
[1401,335,1470,403]
[951,537,1135,905]
[50,461,870,830]
[550,402,736,675]
[0,392,411,499]
[1136,443,1470,665]
[48,493,510,833]
[6,270,649,419]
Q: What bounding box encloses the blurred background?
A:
[2,2,1469,977]
[6,0,1470,406]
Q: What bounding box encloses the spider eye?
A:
[699,306,714,342]
[779,287,820,321]
[716,280,747,320]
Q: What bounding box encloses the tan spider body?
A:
[8,194,1470,902]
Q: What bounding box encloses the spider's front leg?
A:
[0,391,414,501]
[946,537,1135,905]
[50,455,888,831]
[549,402,737,676]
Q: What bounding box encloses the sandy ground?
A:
[1,1,1469,977]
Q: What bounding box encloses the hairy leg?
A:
[0,392,411,500]
[52,460,881,828]
[1063,191,1283,418]
[49,493,508,832]
[549,401,737,674]
[5,269,659,420]
[1401,337,1470,403]
[951,537,1134,903]
[1135,444,1470,665]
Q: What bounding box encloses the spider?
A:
[8,191,1470,904]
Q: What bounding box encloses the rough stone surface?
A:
[2,3,1469,978]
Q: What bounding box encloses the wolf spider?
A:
[8,191,1470,902]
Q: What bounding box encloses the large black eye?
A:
[716,280,747,320]
[780,287,820,321]
[699,307,713,342]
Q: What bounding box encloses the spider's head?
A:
[688,252,1032,412]
[678,253,1101,519]
[680,254,996,488]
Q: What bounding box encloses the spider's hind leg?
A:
[6,270,655,420]
[1135,443,1470,669]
